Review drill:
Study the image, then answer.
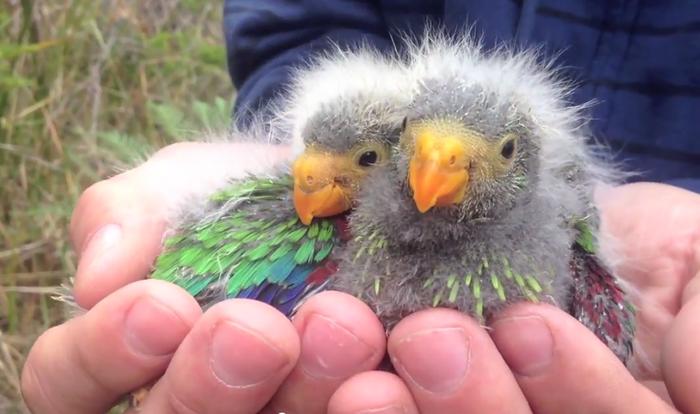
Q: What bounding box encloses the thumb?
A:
[662,251,700,413]
[71,141,292,309]
[490,303,675,413]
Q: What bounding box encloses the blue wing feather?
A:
[237,277,317,317]
[267,253,298,283]
[152,175,344,317]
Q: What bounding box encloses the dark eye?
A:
[401,116,408,131]
[500,139,516,159]
[358,151,379,167]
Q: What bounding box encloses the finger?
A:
[21,280,201,414]
[662,272,700,413]
[70,177,168,309]
[71,142,293,309]
[596,181,700,302]
[139,299,300,414]
[641,380,673,405]
[327,371,419,414]
[490,303,675,414]
[266,292,386,413]
[387,308,531,413]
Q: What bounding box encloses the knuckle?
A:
[75,180,117,214]
[70,178,130,254]
[68,320,124,398]
[150,141,199,160]
[21,328,66,413]
[166,389,204,414]
[21,358,53,413]
[69,180,117,243]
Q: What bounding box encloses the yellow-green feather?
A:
[150,174,340,300]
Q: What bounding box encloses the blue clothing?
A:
[224,0,700,189]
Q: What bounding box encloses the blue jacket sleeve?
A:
[666,179,700,194]
[223,1,392,122]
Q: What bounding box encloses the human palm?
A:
[599,182,700,408]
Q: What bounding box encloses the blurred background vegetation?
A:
[0,1,233,411]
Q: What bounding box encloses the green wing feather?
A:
[151,174,340,308]
[574,218,597,254]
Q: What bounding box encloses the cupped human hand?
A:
[21,142,389,414]
[22,143,700,414]
[69,141,293,310]
[325,182,700,414]
[597,182,700,411]
[21,284,388,413]
[327,303,677,414]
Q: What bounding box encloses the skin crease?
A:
[20,142,700,413]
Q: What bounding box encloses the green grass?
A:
[0,1,233,411]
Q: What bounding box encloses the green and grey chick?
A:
[332,33,635,363]
[128,45,412,409]
[150,46,411,315]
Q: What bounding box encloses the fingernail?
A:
[392,327,470,394]
[357,406,406,414]
[81,224,122,257]
[210,321,289,388]
[125,296,190,356]
[490,315,554,376]
[300,313,377,379]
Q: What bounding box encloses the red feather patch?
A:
[308,260,339,284]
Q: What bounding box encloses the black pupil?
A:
[358,151,378,167]
[501,140,515,159]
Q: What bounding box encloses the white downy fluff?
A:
[278,42,410,155]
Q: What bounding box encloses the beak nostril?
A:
[306,175,314,185]
[449,155,457,166]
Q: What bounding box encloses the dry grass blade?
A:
[0,331,21,398]
[1,0,233,410]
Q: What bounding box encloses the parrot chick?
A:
[332,32,635,363]
[127,45,410,410]
[150,45,411,315]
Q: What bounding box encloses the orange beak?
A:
[293,152,352,225]
[409,133,469,213]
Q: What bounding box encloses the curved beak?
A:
[293,152,352,225]
[409,133,470,213]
